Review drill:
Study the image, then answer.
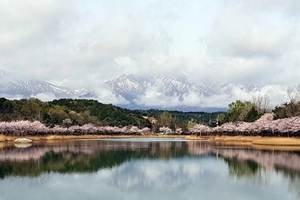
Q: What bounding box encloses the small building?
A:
[143,116,158,124]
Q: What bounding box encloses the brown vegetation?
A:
[0,133,186,143]
[186,135,300,147]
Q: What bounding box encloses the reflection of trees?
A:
[1,139,300,199]
[225,158,259,178]
[188,142,300,180]
[188,143,300,171]
[275,167,300,198]
[0,140,190,178]
[188,142,300,198]
[289,177,300,199]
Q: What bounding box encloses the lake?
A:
[0,138,300,200]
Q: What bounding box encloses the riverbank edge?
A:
[0,134,185,143]
[1,134,300,147]
[186,135,300,146]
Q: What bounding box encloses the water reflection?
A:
[0,138,299,200]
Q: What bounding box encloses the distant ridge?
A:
[0,69,95,99]
[104,74,261,106]
[0,69,270,112]
[104,74,261,100]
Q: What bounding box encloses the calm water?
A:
[0,138,300,200]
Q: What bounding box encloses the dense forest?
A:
[1,93,300,136]
[0,97,220,134]
[0,98,148,128]
[188,94,300,137]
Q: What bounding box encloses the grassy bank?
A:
[0,134,186,143]
[186,135,300,146]
[2,134,300,147]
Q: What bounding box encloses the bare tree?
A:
[251,94,271,114]
[287,85,300,102]
[62,118,73,128]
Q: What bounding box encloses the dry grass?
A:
[1,134,300,147]
[0,134,6,142]
[186,135,300,147]
[0,134,134,142]
[252,137,300,146]
[0,134,185,143]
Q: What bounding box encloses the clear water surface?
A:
[0,138,299,200]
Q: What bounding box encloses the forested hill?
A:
[0,98,221,129]
[131,109,222,126]
[0,98,148,128]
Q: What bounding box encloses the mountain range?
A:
[0,69,264,111]
[104,74,260,101]
[0,69,93,99]
[104,74,262,111]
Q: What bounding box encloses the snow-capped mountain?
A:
[104,74,261,101]
[104,74,147,100]
[0,69,94,99]
[0,69,267,111]
[101,74,269,111]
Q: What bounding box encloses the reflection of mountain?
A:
[0,140,190,178]
[0,140,299,200]
[1,139,300,185]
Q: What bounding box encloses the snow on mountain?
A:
[102,74,269,111]
[0,69,281,111]
[154,76,191,97]
[0,69,94,99]
[104,74,262,102]
[104,74,146,100]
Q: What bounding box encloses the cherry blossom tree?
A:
[1,112,300,137]
[141,127,151,134]
[159,126,172,134]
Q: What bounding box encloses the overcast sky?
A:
[1,0,300,107]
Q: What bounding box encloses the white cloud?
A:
[0,0,299,108]
[95,87,129,105]
[34,93,57,102]
[130,83,289,109]
[207,2,294,58]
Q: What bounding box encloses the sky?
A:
[1,0,300,108]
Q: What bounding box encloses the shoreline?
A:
[186,135,300,147]
[0,134,186,143]
[1,134,300,147]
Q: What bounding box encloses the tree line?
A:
[189,92,300,137]
[1,90,300,136]
[0,97,220,135]
[217,92,300,125]
[0,98,149,128]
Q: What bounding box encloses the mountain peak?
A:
[105,74,262,102]
[0,69,267,111]
[0,69,95,100]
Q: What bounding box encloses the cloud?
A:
[207,3,294,58]
[0,0,299,108]
[198,0,300,85]
[260,85,290,106]
[0,0,76,80]
[130,83,289,109]
[34,93,57,102]
[235,0,300,15]
[95,86,130,105]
